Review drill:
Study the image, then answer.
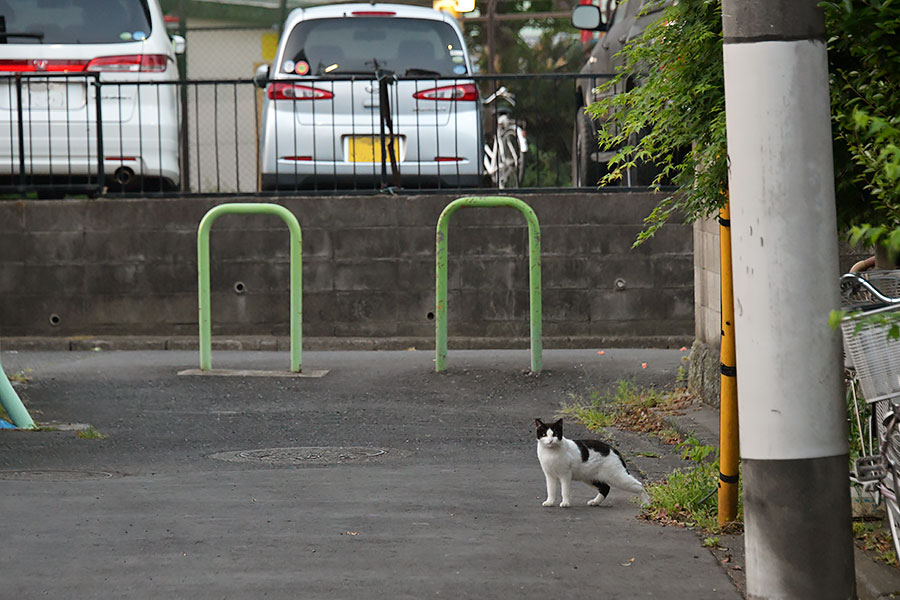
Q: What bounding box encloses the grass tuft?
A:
[560,378,689,444]
[77,427,107,440]
[642,435,742,534]
[853,520,899,567]
[561,379,742,534]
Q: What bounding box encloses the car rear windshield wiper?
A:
[317,69,377,76]
[0,32,45,42]
[404,68,443,77]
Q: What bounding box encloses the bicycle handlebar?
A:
[841,272,900,306]
[483,86,516,106]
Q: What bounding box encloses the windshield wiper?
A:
[317,69,376,76]
[404,68,442,77]
[0,32,45,42]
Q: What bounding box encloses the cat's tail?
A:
[610,469,650,505]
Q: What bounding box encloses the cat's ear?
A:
[553,418,563,427]
[534,418,544,428]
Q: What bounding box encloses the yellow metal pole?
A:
[718,201,739,526]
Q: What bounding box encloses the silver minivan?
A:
[256,3,482,190]
[0,0,184,195]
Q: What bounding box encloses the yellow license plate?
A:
[347,136,402,163]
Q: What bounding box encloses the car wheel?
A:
[572,109,601,188]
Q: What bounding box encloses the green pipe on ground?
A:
[197,203,303,372]
[0,353,35,429]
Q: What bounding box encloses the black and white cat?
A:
[535,418,649,508]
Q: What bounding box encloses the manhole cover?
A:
[0,469,115,481]
[208,446,406,466]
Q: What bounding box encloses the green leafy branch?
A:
[586,0,727,245]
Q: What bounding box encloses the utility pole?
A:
[721,1,855,598]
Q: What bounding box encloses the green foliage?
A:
[586,0,900,247]
[846,377,873,464]
[824,0,900,248]
[559,398,618,430]
[465,0,584,75]
[559,379,651,431]
[586,0,727,244]
[853,520,899,566]
[465,1,585,187]
[563,378,742,532]
[831,307,900,339]
[560,379,684,445]
[645,434,742,533]
[77,426,107,440]
[561,379,668,424]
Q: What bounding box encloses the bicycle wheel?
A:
[495,129,523,188]
[875,400,900,559]
[885,483,900,561]
[876,400,900,466]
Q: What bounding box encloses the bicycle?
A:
[482,86,527,189]
[840,270,900,561]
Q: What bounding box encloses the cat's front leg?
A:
[559,474,573,508]
[542,474,559,507]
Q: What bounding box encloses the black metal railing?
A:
[0,72,616,198]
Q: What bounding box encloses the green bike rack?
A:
[0,351,35,429]
[435,196,542,373]
[198,203,302,372]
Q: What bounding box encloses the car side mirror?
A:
[254,64,270,89]
[572,4,607,31]
[170,34,185,55]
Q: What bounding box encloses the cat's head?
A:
[535,418,563,447]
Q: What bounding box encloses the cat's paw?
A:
[559,500,571,508]
[587,498,606,506]
[542,499,555,507]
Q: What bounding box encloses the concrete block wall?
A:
[0,192,694,348]
[693,217,721,347]
[688,217,722,406]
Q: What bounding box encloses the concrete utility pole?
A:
[721,1,856,598]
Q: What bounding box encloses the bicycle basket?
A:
[841,270,900,404]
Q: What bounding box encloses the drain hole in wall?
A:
[426,312,434,320]
[233,281,246,294]
[49,313,61,327]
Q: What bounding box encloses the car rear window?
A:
[0,0,152,44]
[280,17,468,77]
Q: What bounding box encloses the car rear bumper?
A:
[260,171,483,191]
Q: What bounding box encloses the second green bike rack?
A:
[435,196,542,373]
[197,203,303,372]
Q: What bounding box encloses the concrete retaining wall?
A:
[0,192,693,348]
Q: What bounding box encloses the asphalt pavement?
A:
[0,348,744,598]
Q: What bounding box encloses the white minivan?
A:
[256,3,482,190]
[0,0,184,195]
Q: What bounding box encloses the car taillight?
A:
[267,83,334,101]
[351,10,396,15]
[413,83,478,102]
[0,59,88,72]
[85,55,168,73]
